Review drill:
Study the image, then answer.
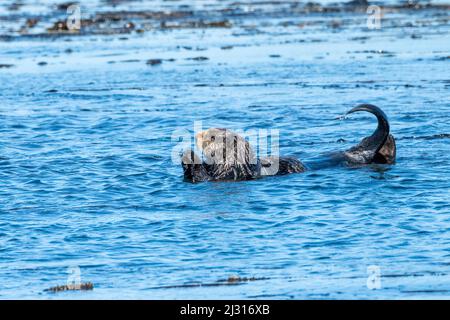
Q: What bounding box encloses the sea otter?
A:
[181,128,306,182]
[181,104,396,182]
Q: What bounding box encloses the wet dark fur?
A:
[343,104,396,165]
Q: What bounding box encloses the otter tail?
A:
[344,104,390,164]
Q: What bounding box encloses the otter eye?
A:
[211,136,215,142]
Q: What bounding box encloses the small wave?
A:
[150,276,269,290]
[398,133,450,141]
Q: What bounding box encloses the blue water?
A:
[0,0,449,299]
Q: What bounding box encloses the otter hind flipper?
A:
[343,104,395,164]
[373,134,396,164]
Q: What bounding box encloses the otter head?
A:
[196,128,257,168]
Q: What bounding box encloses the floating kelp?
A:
[45,282,94,293]
[152,275,269,289]
[2,0,448,39]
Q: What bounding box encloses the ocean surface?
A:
[0,0,449,299]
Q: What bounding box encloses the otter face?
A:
[196,128,256,166]
[196,128,225,153]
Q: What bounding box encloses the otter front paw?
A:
[181,149,210,183]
